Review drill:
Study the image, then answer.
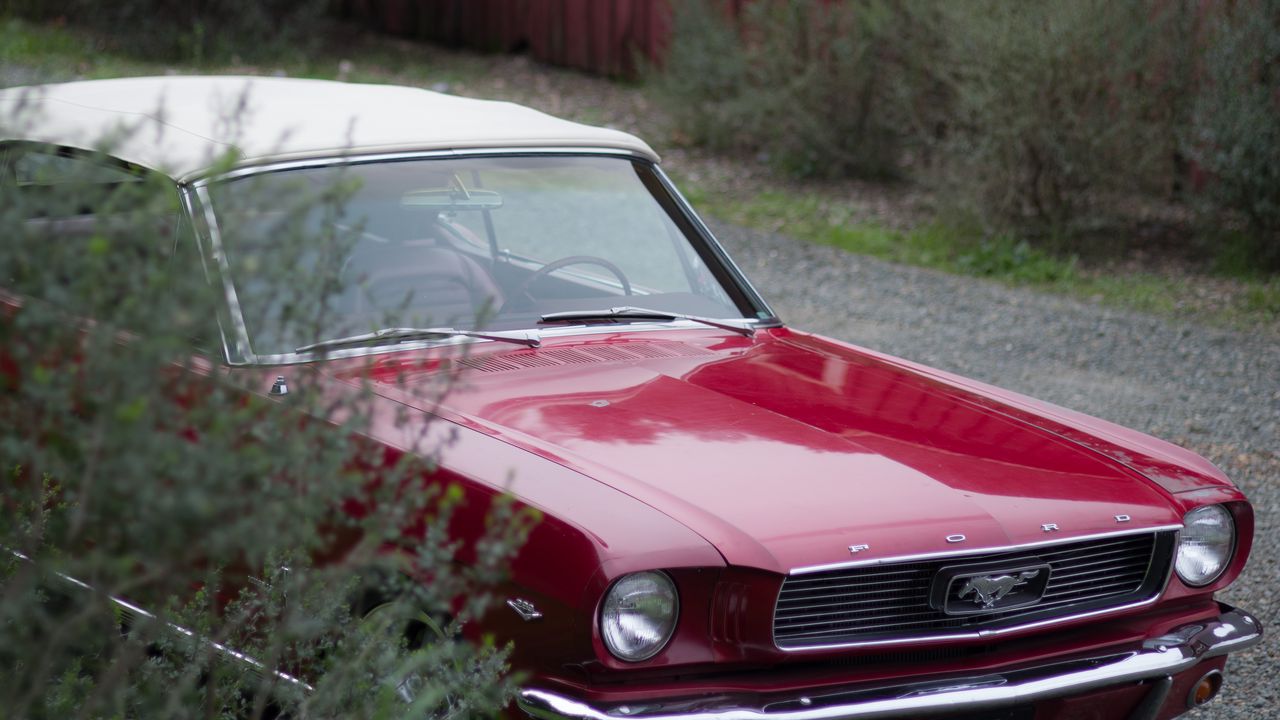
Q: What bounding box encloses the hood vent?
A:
[458,341,712,373]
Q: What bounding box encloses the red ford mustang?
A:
[1,76,1261,719]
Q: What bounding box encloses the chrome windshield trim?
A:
[190,146,651,186]
[237,320,761,367]
[651,164,780,325]
[193,183,255,364]
[177,185,237,365]
[788,524,1183,575]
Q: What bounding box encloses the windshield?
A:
[206,155,754,358]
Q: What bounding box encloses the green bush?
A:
[655,1,1280,271]
[1,0,330,62]
[653,0,949,179]
[1188,0,1280,270]
[938,0,1194,237]
[0,105,527,717]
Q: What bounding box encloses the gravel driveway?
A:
[709,219,1279,719]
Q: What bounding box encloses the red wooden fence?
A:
[338,0,675,77]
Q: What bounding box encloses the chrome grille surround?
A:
[774,527,1179,651]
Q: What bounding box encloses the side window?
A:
[10,148,140,187]
[2,144,182,316]
[4,144,145,219]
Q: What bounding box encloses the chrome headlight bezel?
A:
[1175,504,1236,587]
[599,570,679,662]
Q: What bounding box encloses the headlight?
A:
[1175,505,1235,587]
[600,571,678,662]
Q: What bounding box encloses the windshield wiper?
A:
[538,306,755,337]
[296,327,540,354]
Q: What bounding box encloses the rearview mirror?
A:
[401,187,503,210]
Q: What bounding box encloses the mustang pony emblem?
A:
[958,570,1042,608]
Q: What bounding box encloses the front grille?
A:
[774,530,1175,649]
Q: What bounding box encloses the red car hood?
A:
[343,328,1229,575]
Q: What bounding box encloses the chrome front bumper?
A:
[518,605,1262,720]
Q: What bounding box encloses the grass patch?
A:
[679,178,1278,331]
[0,17,84,60]
[1240,278,1280,318]
[1067,275,1179,317]
[0,18,156,80]
[684,187,1078,282]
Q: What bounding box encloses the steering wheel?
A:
[507,255,633,310]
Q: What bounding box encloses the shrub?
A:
[0,103,527,717]
[1,0,330,62]
[938,0,1195,237]
[1188,0,1280,270]
[653,0,950,179]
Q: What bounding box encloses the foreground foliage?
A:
[0,106,528,717]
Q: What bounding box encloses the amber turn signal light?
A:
[1187,669,1223,708]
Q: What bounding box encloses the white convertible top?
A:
[0,75,659,181]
